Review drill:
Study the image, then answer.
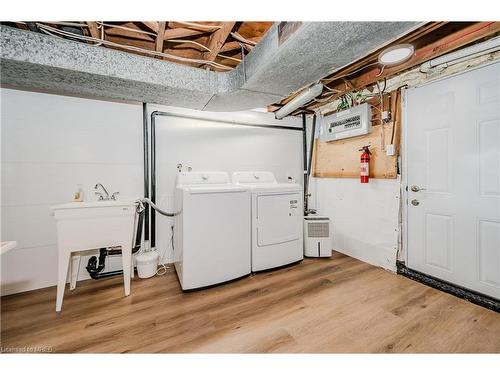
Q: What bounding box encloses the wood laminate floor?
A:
[1,252,499,353]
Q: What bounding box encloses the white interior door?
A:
[405,62,500,299]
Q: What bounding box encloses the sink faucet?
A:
[95,183,120,201]
[94,183,110,201]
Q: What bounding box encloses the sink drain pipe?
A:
[86,208,145,279]
[85,198,178,279]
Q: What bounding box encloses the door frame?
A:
[399,60,500,311]
[400,60,500,265]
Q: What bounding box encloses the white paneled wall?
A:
[1,88,143,295]
[304,112,400,271]
[0,91,303,296]
[148,105,303,264]
[309,177,400,271]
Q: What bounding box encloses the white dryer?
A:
[232,171,303,272]
[174,171,251,290]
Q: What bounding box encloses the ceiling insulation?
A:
[0,22,421,112]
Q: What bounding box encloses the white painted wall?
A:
[309,176,400,271]
[1,88,144,296]
[0,90,303,295]
[310,53,500,272]
[146,104,303,265]
[305,112,400,271]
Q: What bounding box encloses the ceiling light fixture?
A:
[378,44,414,66]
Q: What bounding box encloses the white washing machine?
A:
[232,171,303,272]
[174,171,251,290]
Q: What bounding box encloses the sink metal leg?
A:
[70,254,81,291]
[56,250,71,312]
[121,243,132,296]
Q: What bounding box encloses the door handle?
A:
[411,199,420,206]
[411,185,426,192]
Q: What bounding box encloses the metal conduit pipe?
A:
[302,113,308,213]
[420,36,500,73]
[143,103,150,244]
[304,113,317,215]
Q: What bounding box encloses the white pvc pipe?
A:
[275,83,324,119]
[420,36,500,72]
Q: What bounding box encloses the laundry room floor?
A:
[1,252,499,353]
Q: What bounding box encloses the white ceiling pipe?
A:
[275,83,324,119]
[420,36,500,73]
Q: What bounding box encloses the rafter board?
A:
[142,21,159,33]
[105,26,155,41]
[163,27,208,40]
[155,22,167,53]
[202,22,236,62]
[86,22,100,39]
[1,21,273,71]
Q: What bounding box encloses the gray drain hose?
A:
[136,198,179,217]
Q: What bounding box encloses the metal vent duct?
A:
[1,22,420,112]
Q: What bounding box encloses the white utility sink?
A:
[52,200,137,210]
[52,199,138,312]
[1,241,17,255]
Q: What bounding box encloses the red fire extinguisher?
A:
[359,145,371,183]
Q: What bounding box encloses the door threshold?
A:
[396,261,500,313]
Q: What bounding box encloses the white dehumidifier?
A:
[304,216,332,257]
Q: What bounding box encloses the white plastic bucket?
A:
[135,251,159,278]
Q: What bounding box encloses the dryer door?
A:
[257,193,301,246]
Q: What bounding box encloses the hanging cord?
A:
[156,224,175,276]
[36,23,233,71]
[135,198,178,276]
[230,32,257,46]
[156,232,170,276]
[375,64,386,77]
[376,80,385,151]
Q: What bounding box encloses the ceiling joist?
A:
[271,22,500,113]
[4,21,273,71]
[155,22,167,53]
[202,22,236,63]
[142,21,159,33]
[86,21,100,39]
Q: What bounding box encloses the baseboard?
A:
[397,261,500,313]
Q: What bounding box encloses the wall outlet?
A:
[382,111,390,121]
[386,144,395,156]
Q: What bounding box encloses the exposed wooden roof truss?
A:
[3,21,273,71]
